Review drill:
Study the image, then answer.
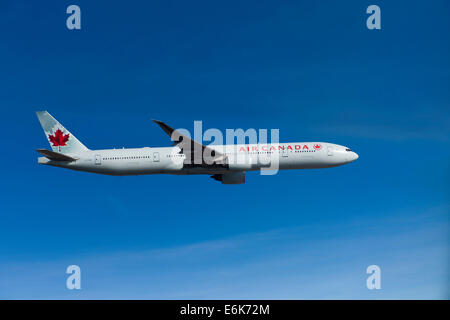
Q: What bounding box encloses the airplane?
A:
[35,111,358,184]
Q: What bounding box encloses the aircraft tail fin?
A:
[36,111,89,154]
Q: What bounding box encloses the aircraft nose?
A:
[352,152,359,161]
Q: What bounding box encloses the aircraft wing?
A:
[152,120,227,166]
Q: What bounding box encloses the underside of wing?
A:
[153,120,227,167]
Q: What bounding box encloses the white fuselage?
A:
[38,142,359,176]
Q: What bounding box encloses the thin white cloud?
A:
[0,206,448,299]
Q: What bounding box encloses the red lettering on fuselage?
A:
[236,144,313,152]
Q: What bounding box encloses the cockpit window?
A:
[345,148,352,152]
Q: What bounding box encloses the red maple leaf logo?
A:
[313,144,322,150]
[49,129,69,147]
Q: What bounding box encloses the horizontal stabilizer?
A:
[36,149,77,161]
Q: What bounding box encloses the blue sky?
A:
[0,0,448,299]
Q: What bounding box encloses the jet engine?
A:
[211,172,245,184]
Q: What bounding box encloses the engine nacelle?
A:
[211,172,245,184]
